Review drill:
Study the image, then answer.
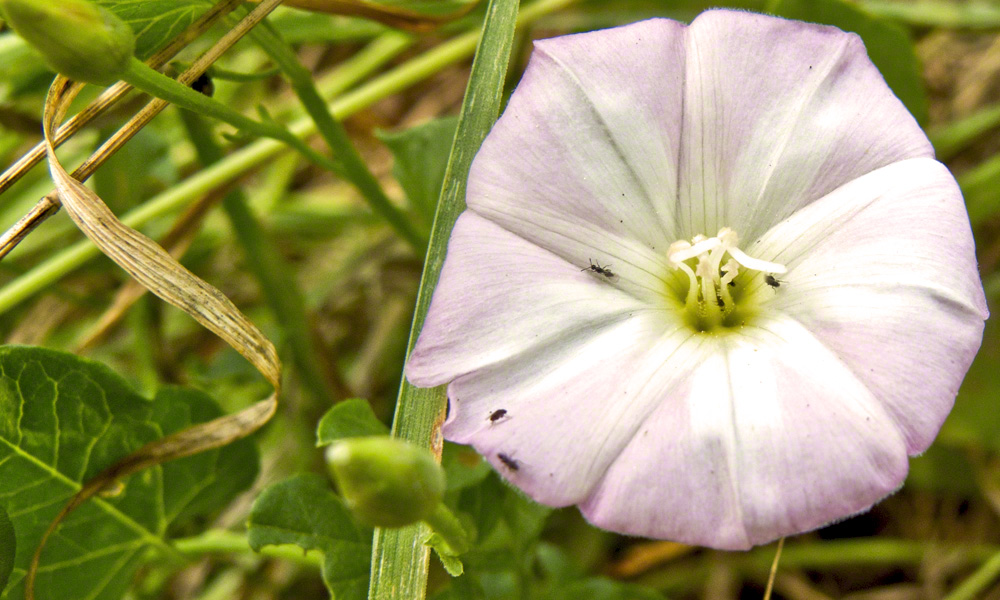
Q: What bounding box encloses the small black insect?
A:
[764,274,782,288]
[191,72,215,97]
[497,453,519,471]
[488,409,507,422]
[582,259,617,280]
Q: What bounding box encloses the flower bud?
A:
[326,436,445,528]
[0,0,135,85]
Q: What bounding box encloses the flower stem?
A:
[122,56,340,175]
[173,529,322,568]
[422,503,469,555]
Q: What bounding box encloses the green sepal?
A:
[326,436,445,528]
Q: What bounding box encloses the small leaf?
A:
[93,0,213,59]
[425,532,464,576]
[0,345,258,600]
[316,398,389,447]
[248,474,372,600]
[378,116,459,220]
[0,505,13,596]
[768,0,929,125]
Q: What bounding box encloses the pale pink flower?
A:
[405,10,988,549]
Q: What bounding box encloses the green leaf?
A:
[247,474,372,600]
[378,116,460,221]
[768,0,929,125]
[316,399,389,447]
[0,345,258,600]
[93,0,212,59]
[0,505,13,596]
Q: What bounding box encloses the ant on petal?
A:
[582,259,618,281]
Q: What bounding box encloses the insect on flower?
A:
[488,409,508,422]
[406,10,988,550]
[582,259,617,280]
[498,453,520,471]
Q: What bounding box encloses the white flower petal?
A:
[581,317,909,550]
[465,19,687,295]
[751,157,988,454]
[444,318,705,506]
[679,10,933,240]
[406,212,653,387]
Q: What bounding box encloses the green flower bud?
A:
[326,436,445,528]
[0,0,135,85]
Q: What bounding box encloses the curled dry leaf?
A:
[26,75,283,600]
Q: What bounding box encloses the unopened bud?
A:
[326,437,445,528]
[0,0,135,85]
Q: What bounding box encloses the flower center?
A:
[666,227,786,332]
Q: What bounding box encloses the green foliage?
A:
[93,0,211,58]
[768,0,929,125]
[379,116,460,222]
[247,474,372,600]
[0,506,12,596]
[442,441,491,493]
[316,399,389,447]
[0,345,258,600]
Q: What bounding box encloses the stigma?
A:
[667,228,786,330]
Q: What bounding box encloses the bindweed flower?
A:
[405,10,989,550]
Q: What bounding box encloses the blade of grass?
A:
[929,101,1000,161]
[245,17,426,250]
[368,0,521,598]
[943,549,1000,600]
[860,1,1000,29]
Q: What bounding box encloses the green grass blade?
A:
[368,0,521,598]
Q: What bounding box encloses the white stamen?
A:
[726,247,787,274]
[669,237,720,264]
[667,228,786,319]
